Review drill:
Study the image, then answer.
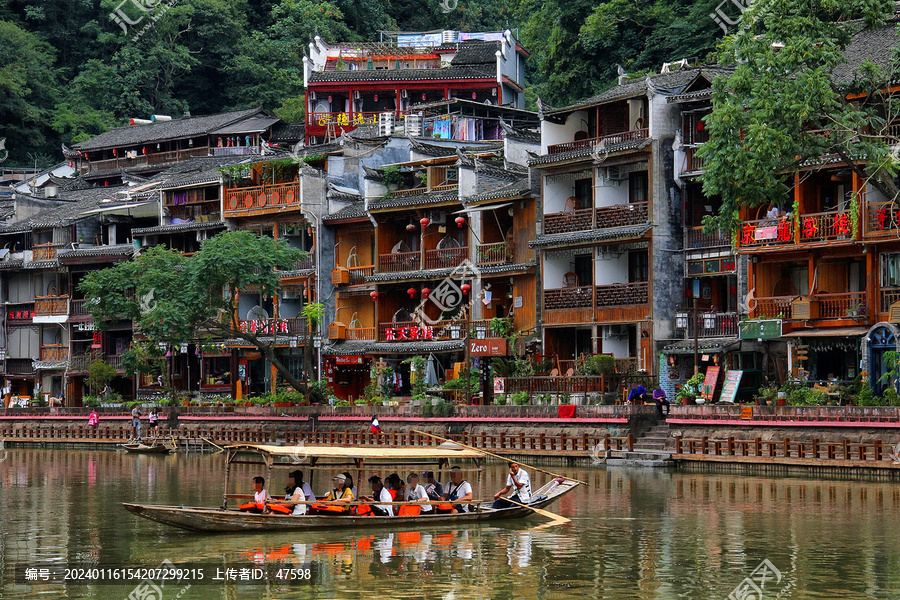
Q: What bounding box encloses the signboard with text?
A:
[469,338,507,357]
[719,370,743,404]
[701,366,720,401]
[739,319,782,340]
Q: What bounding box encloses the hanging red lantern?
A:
[422,93,427,101]
[697,121,704,131]
[406,223,416,232]
[370,291,379,301]
[421,288,431,298]
[374,94,379,102]
[461,283,471,295]
[142,147,147,155]
[420,217,430,228]
[68,161,73,168]
[113,148,117,156]
[472,91,477,99]
[407,287,417,298]
[455,216,466,228]
[85,153,89,160]
[327,95,333,103]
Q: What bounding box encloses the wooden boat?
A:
[122,442,173,454]
[122,443,579,532]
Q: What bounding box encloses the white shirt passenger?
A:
[507,469,531,502]
[374,486,394,516]
[289,483,315,515]
[406,483,432,512]
[447,480,473,513]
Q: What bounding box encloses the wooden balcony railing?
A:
[595,282,648,307]
[546,128,649,155]
[378,320,461,342]
[684,312,740,338]
[34,295,69,317]
[476,242,514,265]
[866,200,899,236]
[223,182,301,217]
[5,358,34,375]
[681,145,707,174]
[5,302,35,321]
[424,246,468,270]
[40,345,68,362]
[817,291,867,319]
[881,288,900,313]
[595,202,648,228]
[238,317,308,336]
[348,265,375,284]
[32,243,62,261]
[346,327,376,341]
[544,286,593,310]
[70,299,92,317]
[293,256,315,271]
[798,210,855,242]
[544,208,593,235]
[752,296,795,319]
[83,147,209,173]
[685,226,730,249]
[379,251,420,273]
[738,218,794,247]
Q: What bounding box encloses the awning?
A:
[781,327,869,338]
[662,337,740,355]
[452,202,512,214]
[80,200,158,218]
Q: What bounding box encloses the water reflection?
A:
[2,448,900,598]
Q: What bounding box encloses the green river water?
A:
[1,447,899,599]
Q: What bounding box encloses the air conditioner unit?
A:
[606,166,627,181]
[282,289,301,300]
[400,89,408,99]
[428,210,447,225]
[309,91,317,101]
[405,114,423,137]
[353,91,360,100]
[602,324,628,339]
[378,112,394,136]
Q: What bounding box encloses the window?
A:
[574,178,592,209]
[882,253,900,287]
[629,172,648,204]
[574,254,592,287]
[628,251,649,283]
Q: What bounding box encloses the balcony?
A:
[70,298,93,317]
[238,317,308,337]
[379,320,463,342]
[34,295,69,317]
[544,282,649,310]
[223,182,301,218]
[881,288,900,314]
[544,286,593,310]
[82,147,210,173]
[680,146,707,174]
[866,200,898,237]
[546,128,649,155]
[752,296,794,319]
[379,250,420,273]
[293,256,316,271]
[817,291,866,319]
[6,358,34,375]
[738,218,794,248]
[544,203,648,236]
[476,242,514,266]
[425,246,468,270]
[40,345,69,362]
[798,210,855,243]
[346,327,376,341]
[679,311,740,338]
[685,226,730,249]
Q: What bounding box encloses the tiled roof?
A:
[364,261,533,283]
[308,65,495,83]
[499,120,540,143]
[529,224,652,249]
[157,155,252,190]
[367,189,459,211]
[464,178,531,204]
[132,221,225,236]
[4,186,132,230]
[663,337,740,354]
[269,122,305,143]
[367,340,465,354]
[450,41,501,65]
[528,139,651,167]
[58,244,135,261]
[0,259,24,270]
[33,360,68,370]
[545,67,732,117]
[24,260,59,270]
[832,19,900,86]
[323,203,368,222]
[74,107,267,151]
[322,341,371,356]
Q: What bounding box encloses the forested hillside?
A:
[0,0,724,166]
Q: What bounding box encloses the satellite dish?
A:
[246,305,269,320]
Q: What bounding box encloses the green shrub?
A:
[420,399,434,418]
[511,391,530,406]
[495,394,507,405]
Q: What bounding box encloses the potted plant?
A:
[677,373,705,405]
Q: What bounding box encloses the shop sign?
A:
[469,338,507,356]
[239,319,290,334]
[385,326,434,341]
[335,355,365,365]
[739,319,782,340]
[494,377,506,394]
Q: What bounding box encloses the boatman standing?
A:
[492,462,531,509]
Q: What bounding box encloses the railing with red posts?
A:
[866,200,898,237]
[379,250,420,273]
[546,128,649,155]
[348,265,375,284]
[751,296,794,319]
[881,288,900,313]
[685,226,730,249]
[223,182,301,217]
[476,242,514,265]
[816,291,866,319]
[798,209,855,243]
[675,435,891,462]
[737,218,794,247]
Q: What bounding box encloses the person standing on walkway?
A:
[131,406,143,440]
[88,410,99,429]
[371,415,382,441]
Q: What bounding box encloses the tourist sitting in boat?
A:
[358,475,394,516]
[423,471,444,501]
[312,474,354,514]
[270,470,315,515]
[341,472,358,499]
[385,473,405,501]
[404,473,431,515]
[441,466,473,514]
[239,476,270,513]
[492,462,531,509]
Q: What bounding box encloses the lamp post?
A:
[462,282,472,404]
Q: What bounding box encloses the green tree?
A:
[700,0,899,235]
[86,360,117,397]
[80,231,311,394]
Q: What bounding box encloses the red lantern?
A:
[461,283,471,295]
[407,287,417,298]
[420,217,430,228]
[374,94,378,102]
[327,95,333,103]
[455,216,466,228]
[142,147,147,155]
[422,93,427,101]
[370,291,379,301]
[421,288,431,298]
[472,92,477,99]
[113,148,117,156]
[68,161,73,168]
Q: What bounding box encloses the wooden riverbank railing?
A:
[675,436,895,462]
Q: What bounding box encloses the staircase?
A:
[607,421,675,467]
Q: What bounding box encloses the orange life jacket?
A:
[239,502,264,511]
[397,504,422,517]
[266,503,292,514]
[312,503,347,513]
[352,504,373,516]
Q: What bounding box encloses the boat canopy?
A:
[225,443,485,461]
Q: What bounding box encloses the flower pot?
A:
[776,398,786,406]
[695,398,706,405]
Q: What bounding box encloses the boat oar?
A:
[411,429,588,486]
[201,437,224,452]
[504,497,570,524]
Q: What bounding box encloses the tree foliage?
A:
[80,231,310,392]
[700,0,899,235]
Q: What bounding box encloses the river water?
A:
[1,448,899,599]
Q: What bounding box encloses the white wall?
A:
[540,111,589,154]
[543,177,576,214]
[594,173,628,208]
[542,256,568,290]
[627,98,645,130]
[595,252,629,285]
[601,336,629,358]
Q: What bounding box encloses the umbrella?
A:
[425,354,440,386]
